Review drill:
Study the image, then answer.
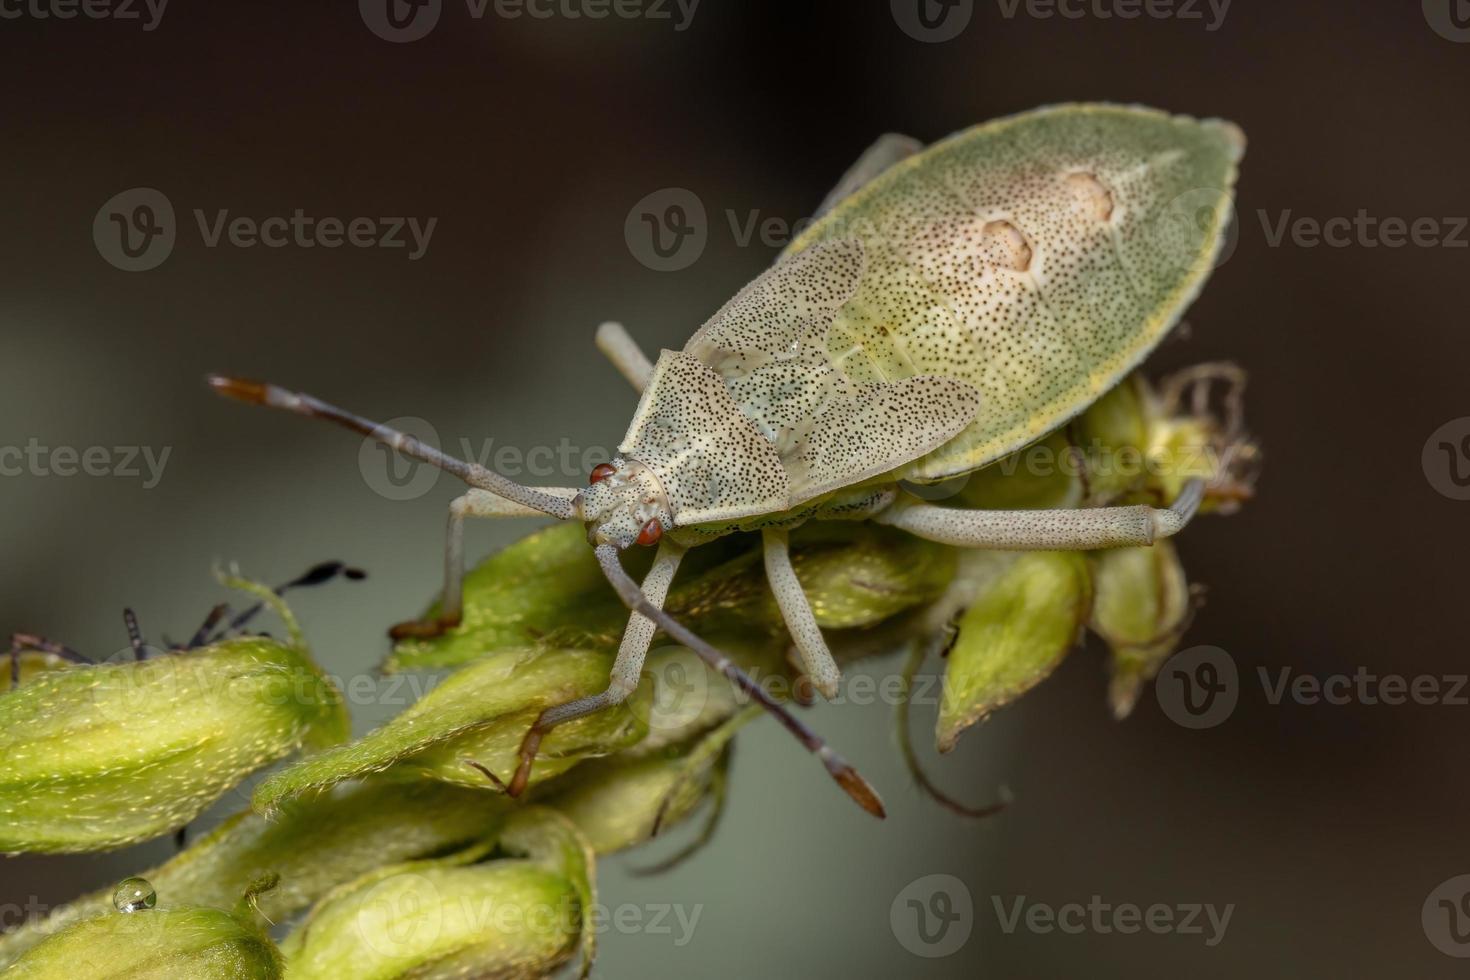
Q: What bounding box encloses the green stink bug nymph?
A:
[210,103,1244,818]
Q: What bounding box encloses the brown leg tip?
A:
[506,729,542,798]
[463,759,509,793]
[387,614,460,641]
[833,766,887,819]
[206,374,269,405]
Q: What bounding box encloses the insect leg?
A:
[391,487,580,640]
[595,542,886,819]
[762,528,841,699]
[594,321,654,391]
[504,538,686,795]
[877,480,1205,550]
[122,608,149,661]
[813,133,923,220]
[207,376,577,520]
[7,633,90,690]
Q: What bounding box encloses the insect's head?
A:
[573,457,673,549]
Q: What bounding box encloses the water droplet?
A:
[113,877,156,913]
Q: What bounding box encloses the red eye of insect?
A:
[589,463,617,484]
[636,519,663,547]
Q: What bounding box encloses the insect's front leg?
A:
[876,480,1205,550]
[390,487,582,640]
[504,537,687,796]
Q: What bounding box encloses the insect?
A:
[210,103,1245,817]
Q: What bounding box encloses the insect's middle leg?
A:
[390,487,581,640]
[505,537,687,796]
[877,480,1205,550]
[762,527,841,699]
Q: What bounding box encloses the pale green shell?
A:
[620,103,1244,525]
[786,102,1244,482]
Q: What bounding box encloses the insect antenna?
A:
[594,543,886,819]
[194,561,367,646]
[206,375,576,520]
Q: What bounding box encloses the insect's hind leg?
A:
[7,634,90,690]
[877,480,1205,550]
[390,487,581,640]
[762,527,841,700]
[503,538,687,795]
[814,133,923,219]
[595,321,654,392]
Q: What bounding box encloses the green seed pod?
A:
[1089,540,1193,719]
[0,632,348,854]
[668,523,955,636]
[282,808,594,980]
[938,551,1093,753]
[3,889,283,979]
[6,649,74,689]
[0,778,508,969]
[252,647,654,812]
[385,520,956,675]
[546,707,757,855]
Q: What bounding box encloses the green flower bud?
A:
[546,707,757,855]
[386,521,954,675]
[938,551,1093,753]
[6,649,72,690]
[253,647,653,811]
[1089,540,1192,719]
[282,808,594,980]
[0,630,348,853]
[0,778,508,968]
[3,887,282,979]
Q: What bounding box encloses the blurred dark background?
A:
[2,2,1468,976]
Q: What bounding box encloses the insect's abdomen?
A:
[786,103,1244,483]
